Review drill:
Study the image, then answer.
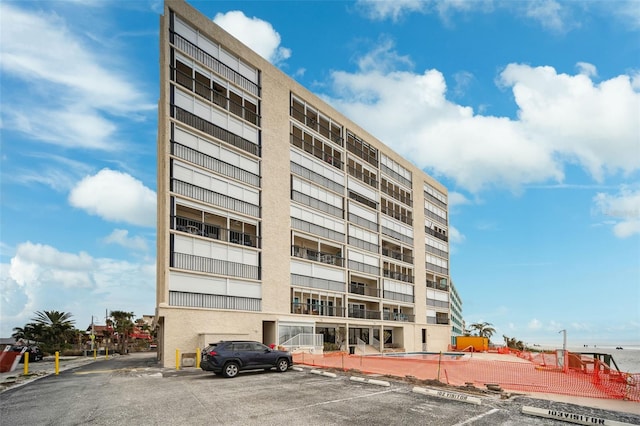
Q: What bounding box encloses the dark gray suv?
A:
[200,341,292,378]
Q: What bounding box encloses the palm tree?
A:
[110,311,135,354]
[32,310,75,352]
[469,322,496,339]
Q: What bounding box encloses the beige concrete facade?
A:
[156,0,453,368]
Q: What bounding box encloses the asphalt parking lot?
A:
[2,353,639,425]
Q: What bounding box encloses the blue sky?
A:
[1,0,638,347]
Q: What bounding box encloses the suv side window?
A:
[250,342,267,351]
[232,342,251,351]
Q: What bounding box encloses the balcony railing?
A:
[172,252,259,280]
[381,247,414,264]
[425,226,448,242]
[348,259,380,276]
[172,142,260,187]
[290,161,343,194]
[380,163,412,189]
[173,215,260,248]
[383,269,414,283]
[348,308,381,320]
[382,311,415,322]
[171,178,260,217]
[291,245,343,267]
[172,105,260,157]
[291,217,345,242]
[349,283,380,298]
[291,303,345,317]
[383,290,414,303]
[427,280,449,292]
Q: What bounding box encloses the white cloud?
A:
[525,0,567,32]
[68,169,156,227]
[322,45,640,193]
[499,64,640,181]
[1,242,155,336]
[356,0,425,22]
[452,71,474,97]
[103,229,148,252]
[447,225,465,245]
[576,62,597,78]
[528,318,542,330]
[593,187,640,238]
[212,11,291,65]
[448,191,472,208]
[0,3,154,149]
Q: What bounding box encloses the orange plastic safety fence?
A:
[292,352,639,402]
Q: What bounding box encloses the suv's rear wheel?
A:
[276,358,289,372]
[222,362,239,378]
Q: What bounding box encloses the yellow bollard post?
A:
[23,351,29,375]
[93,349,97,360]
[196,348,201,369]
[176,349,180,370]
[55,351,60,375]
[106,347,109,360]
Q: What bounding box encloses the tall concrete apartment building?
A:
[156,0,452,367]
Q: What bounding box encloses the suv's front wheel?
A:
[222,362,240,378]
[276,358,289,372]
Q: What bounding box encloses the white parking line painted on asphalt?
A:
[522,406,635,426]
[452,408,500,425]
[412,387,482,405]
[282,389,396,412]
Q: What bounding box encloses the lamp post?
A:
[559,329,567,372]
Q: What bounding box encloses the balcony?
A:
[173,215,259,248]
[291,245,343,267]
[291,303,345,317]
[349,282,380,298]
[425,226,448,242]
[382,311,415,322]
[348,308,381,320]
[381,247,414,264]
[383,269,414,284]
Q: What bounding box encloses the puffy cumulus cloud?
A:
[69,169,156,227]
[0,3,154,149]
[592,187,640,238]
[103,229,148,252]
[0,242,155,336]
[499,64,640,181]
[212,11,291,65]
[323,47,640,193]
[326,68,562,193]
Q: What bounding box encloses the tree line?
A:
[11,310,151,355]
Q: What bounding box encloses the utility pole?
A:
[559,329,567,373]
[90,316,95,351]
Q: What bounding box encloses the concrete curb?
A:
[350,376,391,387]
